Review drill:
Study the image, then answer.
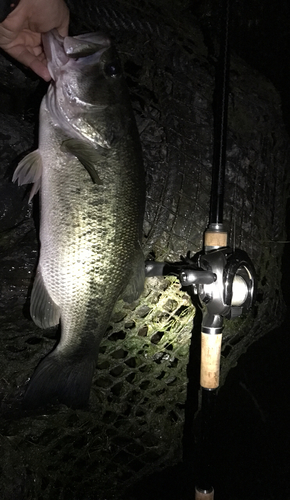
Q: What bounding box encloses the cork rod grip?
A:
[200,332,222,390]
[204,230,227,248]
[195,487,214,499]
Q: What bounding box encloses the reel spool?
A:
[179,247,256,321]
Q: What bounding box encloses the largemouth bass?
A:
[13,31,145,408]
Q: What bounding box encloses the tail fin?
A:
[23,351,96,409]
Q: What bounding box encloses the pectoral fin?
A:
[30,270,60,329]
[62,139,103,185]
[12,150,43,201]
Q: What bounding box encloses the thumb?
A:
[55,6,69,38]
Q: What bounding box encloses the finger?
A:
[57,6,69,38]
[7,44,51,80]
[30,57,51,81]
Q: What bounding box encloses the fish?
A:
[13,30,145,408]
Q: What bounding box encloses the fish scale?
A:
[13,30,145,408]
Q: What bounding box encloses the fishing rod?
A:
[145,0,256,497]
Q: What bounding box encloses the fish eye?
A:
[104,60,121,77]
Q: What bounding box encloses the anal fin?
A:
[30,270,60,329]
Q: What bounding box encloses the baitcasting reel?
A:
[179,246,256,322]
[145,245,256,324]
[145,236,256,391]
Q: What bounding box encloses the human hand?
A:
[0,0,69,80]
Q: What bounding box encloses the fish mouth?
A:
[42,30,111,81]
[42,30,68,79]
